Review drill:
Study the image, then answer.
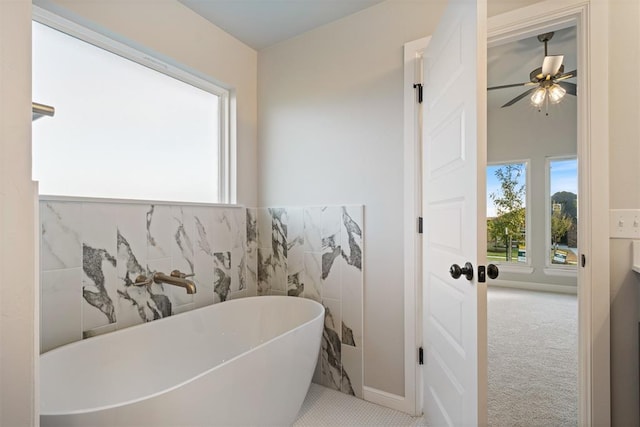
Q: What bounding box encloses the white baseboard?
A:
[363,386,418,415]
[489,279,577,295]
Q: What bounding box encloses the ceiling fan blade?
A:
[487,82,534,91]
[558,81,577,96]
[501,87,537,108]
[542,55,564,76]
[556,69,577,81]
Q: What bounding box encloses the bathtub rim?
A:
[40,295,325,416]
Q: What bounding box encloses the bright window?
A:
[487,162,528,264]
[548,158,578,267]
[32,18,229,203]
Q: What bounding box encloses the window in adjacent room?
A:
[486,161,529,265]
[32,17,230,203]
[547,157,578,268]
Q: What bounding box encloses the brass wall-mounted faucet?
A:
[134,270,197,294]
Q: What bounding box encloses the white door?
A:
[422,0,487,425]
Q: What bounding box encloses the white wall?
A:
[0,1,37,425]
[488,96,577,288]
[34,0,259,207]
[258,0,548,397]
[258,0,447,396]
[608,0,640,424]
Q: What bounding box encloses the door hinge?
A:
[413,83,423,104]
[418,216,423,234]
[418,347,424,365]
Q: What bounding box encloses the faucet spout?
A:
[152,272,197,294]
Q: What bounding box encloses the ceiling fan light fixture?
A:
[530,87,546,107]
[548,83,567,104]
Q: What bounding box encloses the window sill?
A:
[39,194,240,208]
[544,267,578,277]
[493,264,534,274]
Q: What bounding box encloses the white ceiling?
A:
[178,0,387,50]
[488,26,577,110]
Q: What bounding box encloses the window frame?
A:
[33,6,232,203]
[486,159,532,274]
[544,155,578,277]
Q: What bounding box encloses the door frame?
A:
[403,0,610,423]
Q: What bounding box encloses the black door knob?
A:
[487,264,499,280]
[450,262,474,281]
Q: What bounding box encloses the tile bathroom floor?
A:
[294,383,427,426]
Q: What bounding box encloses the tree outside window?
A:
[487,163,527,263]
[549,159,578,266]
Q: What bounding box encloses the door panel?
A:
[422,0,487,425]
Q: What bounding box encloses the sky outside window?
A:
[32,21,220,202]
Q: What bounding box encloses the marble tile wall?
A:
[40,200,254,352]
[255,205,364,398]
[39,199,364,400]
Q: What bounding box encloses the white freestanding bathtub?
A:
[40,296,324,426]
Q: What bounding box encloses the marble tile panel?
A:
[116,285,148,329]
[303,252,322,303]
[81,203,118,254]
[312,352,322,385]
[230,207,247,250]
[258,248,288,295]
[246,208,258,248]
[231,246,245,293]
[209,207,233,252]
[193,251,215,309]
[287,272,304,297]
[146,204,173,260]
[245,208,258,296]
[257,247,273,296]
[171,206,196,272]
[81,203,118,332]
[192,207,215,258]
[116,225,154,329]
[321,249,342,301]
[323,298,342,342]
[147,257,176,315]
[269,207,288,258]
[41,268,82,353]
[170,206,195,306]
[82,244,118,332]
[227,289,248,301]
[256,208,272,249]
[303,207,323,253]
[287,208,304,275]
[213,251,232,303]
[230,208,247,292]
[41,202,82,271]
[341,345,363,398]
[271,290,286,296]
[192,207,215,308]
[319,298,342,391]
[321,206,342,243]
[341,261,363,349]
[340,206,364,272]
[116,204,148,268]
[83,323,117,340]
[173,302,195,315]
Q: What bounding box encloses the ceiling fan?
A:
[487,32,577,109]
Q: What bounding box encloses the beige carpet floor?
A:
[488,286,578,427]
[295,287,577,426]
